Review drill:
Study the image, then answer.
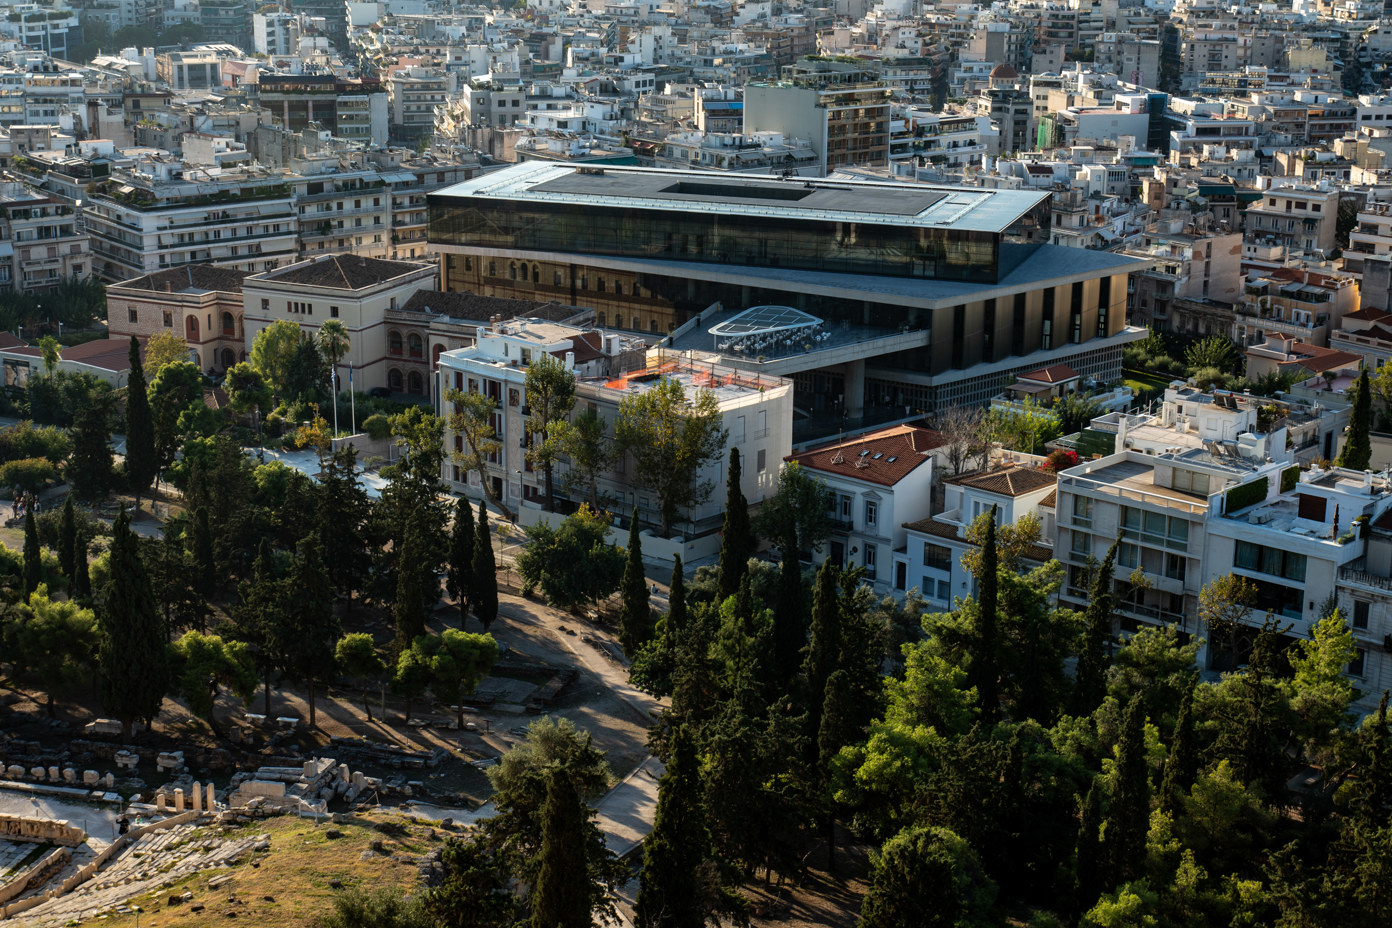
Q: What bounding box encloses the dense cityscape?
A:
[0,0,1389,926]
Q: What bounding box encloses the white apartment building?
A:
[1244,185,1339,257]
[901,461,1057,610]
[786,424,944,592]
[84,160,298,281]
[437,337,793,537]
[0,182,88,292]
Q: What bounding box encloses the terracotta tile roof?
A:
[565,331,605,364]
[787,424,946,487]
[1017,363,1079,385]
[1039,489,1057,508]
[946,464,1058,497]
[258,255,433,291]
[1345,307,1392,322]
[399,289,584,323]
[111,264,247,295]
[902,517,961,540]
[0,332,25,350]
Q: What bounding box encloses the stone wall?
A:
[0,846,71,906]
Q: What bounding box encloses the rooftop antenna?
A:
[829,430,845,465]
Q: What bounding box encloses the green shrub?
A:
[362,413,392,441]
[0,540,67,590]
[0,457,57,491]
[36,503,106,551]
[1281,465,1300,493]
[263,412,284,437]
[0,421,72,465]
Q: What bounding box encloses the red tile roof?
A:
[787,424,946,487]
[1018,363,1080,385]
[1345,307,1392,322]
[946,464,1058,497]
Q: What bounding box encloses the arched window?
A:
[388,330,403,355]
[221,311,236,337]
[407,371,424,394]
[596,311,606,327]
[388,368,403,391]
[509,262,517,281]
[186,315,199,340]
[519,262,528,281]
[220,347,236,369]
[532,267,540,283]
[408,333,423,358]
[488,261,496,277]
[432,344,443,369]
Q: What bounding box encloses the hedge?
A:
[1225,477,1269,514]
[1281,465,1300,493]
[0,457,57,492]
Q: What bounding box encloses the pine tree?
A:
[636,726,713,928]
[1160,683,1198,813]
[1072,539,1119,717]
[315,445,371,608]
[124,335,157,497]
[1105,697,1151,888]
[447,497,475,619]
[1338,368,1373,471]
[57,496,76,582]
[717,447,751,602]
[97,507,171,737]
[1074,779,1103,916]
[802,560,841,737]
[969,504,1000,722]
[532,767,594,928]
[22,507,40,596]
[772,547,804,689]
[472,505,498,630]
[620,508,652,655]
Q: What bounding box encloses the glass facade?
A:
[427,197,1043,283]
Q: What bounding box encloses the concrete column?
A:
[843,359,866,419]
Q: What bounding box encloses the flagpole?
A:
[332,367,339,443]
[349,364,356,436]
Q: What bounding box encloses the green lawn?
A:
[1123,368,1175,401]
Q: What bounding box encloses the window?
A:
[261,298,270,312]
[1072,495,1092,526]
[757,449,766,473]
[554,269,563,285]
[509,388,520,407]
[1121,507,1190,551]
[1354,599,1370,630]
[1349,647,1367,677]
[407,372,424,394]
[923,544,952,572]
[1118,542,1140,569]
[162,311,172,327]
[128,308,137,324]
[388,330,403,355]
[330,306,339,318]
[864,545,877,576]
[388,368,403,391]
[1071,532,1091,557]
[840,495,852,519]
[1233,540,1306,582]
[408,334,423,358]
[1171,469,1210,495]
[865,500,878,527]
[936,579,951,601]
[735,415,746,443]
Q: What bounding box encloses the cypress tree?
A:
[772,548,805,689]
[1160,683,1197,813]
[531,767,594,928]
[802,560,841,735]
[969,504,1001,722]
[1338,368,1373,471]
[278,535,341,728]
[1074,779,1103,916]
[1105,697,1151,888]
[666,553,686,639]
[68,395,115,502]
[1072,539,1119,717]
[635,726,712,928]
[57,496,76,582]
[472,505,498,630]
[818,668,857,873]
[124,335,157,498]
[447,497,475,619]
[73,532,90,599]
[619,507,652,655]
[22,507,40,596]
[97,507,171,738]
[393,529,427,649]
[717,447,751,603]
[192,506,214,578]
